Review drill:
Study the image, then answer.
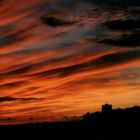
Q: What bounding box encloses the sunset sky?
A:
[0,0,140,124]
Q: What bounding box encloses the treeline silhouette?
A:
[0,104,140,139]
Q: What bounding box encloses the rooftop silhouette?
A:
[0,104,140,139]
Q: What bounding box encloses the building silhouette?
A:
[102,104,112,113]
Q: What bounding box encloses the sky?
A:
[0,0,140,124]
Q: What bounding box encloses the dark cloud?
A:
[41,16,76,27]
[0,81,26,89]
[84,0,140,8]
[104,19,140,31]
[98,32,140,47]
[0,97,17,102]
[32,49,140,78]
[128,8,140,16]
[1,59,52,76]
[92,49,140,65]
[98,17,140,47]
[0,96,40,103]
[4,65,34,75]
[0,61,50,76]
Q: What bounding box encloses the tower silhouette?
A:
[102,104,112,113]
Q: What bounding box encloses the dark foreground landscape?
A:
[0,105,140,140]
